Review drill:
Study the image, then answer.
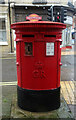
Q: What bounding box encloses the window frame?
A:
[0,15,8,45]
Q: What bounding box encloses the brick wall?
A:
[15,6,48,22]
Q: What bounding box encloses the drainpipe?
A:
[8,0,13,53]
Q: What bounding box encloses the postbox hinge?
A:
[56,39,63,45]
[15,39,23,42]
[16,62,19,66]
[59,62,62,66]
[56,39,62,42]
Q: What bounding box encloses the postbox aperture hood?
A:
[11,21,66,31]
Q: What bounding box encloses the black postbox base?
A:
[17,86,60,112]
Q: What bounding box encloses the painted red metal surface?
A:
[11,21,66,90]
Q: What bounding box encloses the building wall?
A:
[74,1,76,32]
[0,0,74,54]
[0,5,14,54]
[5,0,73,5]
[15,6,48,22]
[13,5,73,47]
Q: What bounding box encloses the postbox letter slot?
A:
[22,35,34,37]
[44,35,56,37]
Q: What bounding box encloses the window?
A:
[0,0,5,4]
[0,17,7,44]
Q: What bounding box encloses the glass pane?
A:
[25,42,33,56]
[0,0,5,4]
[0,31,7,42]
[0,18,6,29]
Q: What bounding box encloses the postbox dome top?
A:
[11,21,66,30]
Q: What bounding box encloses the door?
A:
[21,38,58,90]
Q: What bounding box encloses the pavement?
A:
[10,94,73,119]
[0,42,76,119]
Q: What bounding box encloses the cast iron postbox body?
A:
[11,21,66,112]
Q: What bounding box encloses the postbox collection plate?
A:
[46,42,54,56]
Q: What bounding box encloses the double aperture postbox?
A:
[11,21,66,112]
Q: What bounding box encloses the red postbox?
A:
[11,21,66,112]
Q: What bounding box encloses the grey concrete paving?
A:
[2,58,17,82]
[2,86,17,118]
[61,44,76,119]
[61,55,74,81]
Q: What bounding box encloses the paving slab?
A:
[10,94,74,119]
[2,86,17,118]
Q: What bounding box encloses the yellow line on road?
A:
[61,81,70,104]
[61,81,76,105]
[0,57,16,59]
[0,81,17,86]
[61,51,76,55]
